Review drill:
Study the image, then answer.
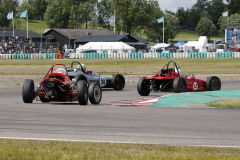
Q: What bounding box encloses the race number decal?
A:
[100,77,106,87]
[193,82,198,91]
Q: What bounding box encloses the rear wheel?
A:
[88,83,102,104]
[22,79,35,103]
[112,74,125,90]
[207,76,221,91]
[77,80,88,105]
[173,77,187,93]
[137,77,150,96]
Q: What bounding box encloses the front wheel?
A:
[88,83,102,104]
[22,79,35,103]
[173,77,187,93]
[207,76,221,91]
[137,77,150,96]
[76,80,88,105]
[112,74,125,91]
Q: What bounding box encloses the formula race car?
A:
[67,61,125,91]
[137,61,221,96]
[22,63,102,105]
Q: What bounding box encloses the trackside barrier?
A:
[128,52,144,58]
[188,52,207,58]
[215,52,235,58]
[84,52,108,59]
[158,52,173,58]
[2,52,240,59]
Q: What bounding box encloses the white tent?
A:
[152,43,170,49]
[184,36,209,52]
[76,42,135,54]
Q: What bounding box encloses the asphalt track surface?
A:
[0,80,240,148]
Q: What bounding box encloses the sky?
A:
[158,0,197,12]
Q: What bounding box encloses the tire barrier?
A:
[158,52,173,58]
[84,52,108,59]
[188,52,207,58]
[215,52,235,58]
[129,52,144,58]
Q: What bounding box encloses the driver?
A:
[78,64,86,74]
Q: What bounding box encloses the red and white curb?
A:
[108,97,161,107]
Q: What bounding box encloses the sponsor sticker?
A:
[100,77,106,87]
[193,82,198,91]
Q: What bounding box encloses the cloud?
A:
[157,0,197,12]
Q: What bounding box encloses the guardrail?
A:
[0,52,240,59]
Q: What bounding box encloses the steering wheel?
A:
[70,61,83,72]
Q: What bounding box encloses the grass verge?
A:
[207,101,240,108]
[0,139,240,160]
[1,59,240,75]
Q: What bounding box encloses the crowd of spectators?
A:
[0,35,34,54]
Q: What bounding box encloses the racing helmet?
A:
[81,64,86,71]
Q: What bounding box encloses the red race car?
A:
[137,61,221,96]
[22,63,102,105]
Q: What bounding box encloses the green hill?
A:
[17,19,48,34]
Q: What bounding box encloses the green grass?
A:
[1,59,240,75]
[207,101,240,108]
[0,139,240,160]
[17,19,49,35]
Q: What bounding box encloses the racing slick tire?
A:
[207,76,221,91]
[137,77,150,96]
[73,74,87,86]
[22,79,35,103]
[173,77,187,93]
[88,82,102,104]
[77,80,88,105]
[112,74,125,91]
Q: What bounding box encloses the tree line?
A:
[1,0,240,43]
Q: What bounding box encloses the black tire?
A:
[22,79,35,103]
[73,74,87,85]
[173,77,187,93]
[88,83,102,104]
[112,74,125,91]
[207,76,221,91]
[76,80,88,105]
[137,77,150,96]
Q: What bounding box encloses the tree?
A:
[78,0,97,29]
[164,13,180,42]
[227,0,240,16]
[34,0,49,21]
[196,17,217,41]
[176,7,189,29]
[143,1,164,42]
[218,13,240,33]
[44,0,70,28]
[0,0,19,29]
[97,0,112,29]
[207,0,226,28]
[187,0,209,30]
[17,2,35,20]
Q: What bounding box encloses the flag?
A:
[222,11,228,17]
[157,17,164,23]
[20,10,27,18]
[7,12,13,20]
